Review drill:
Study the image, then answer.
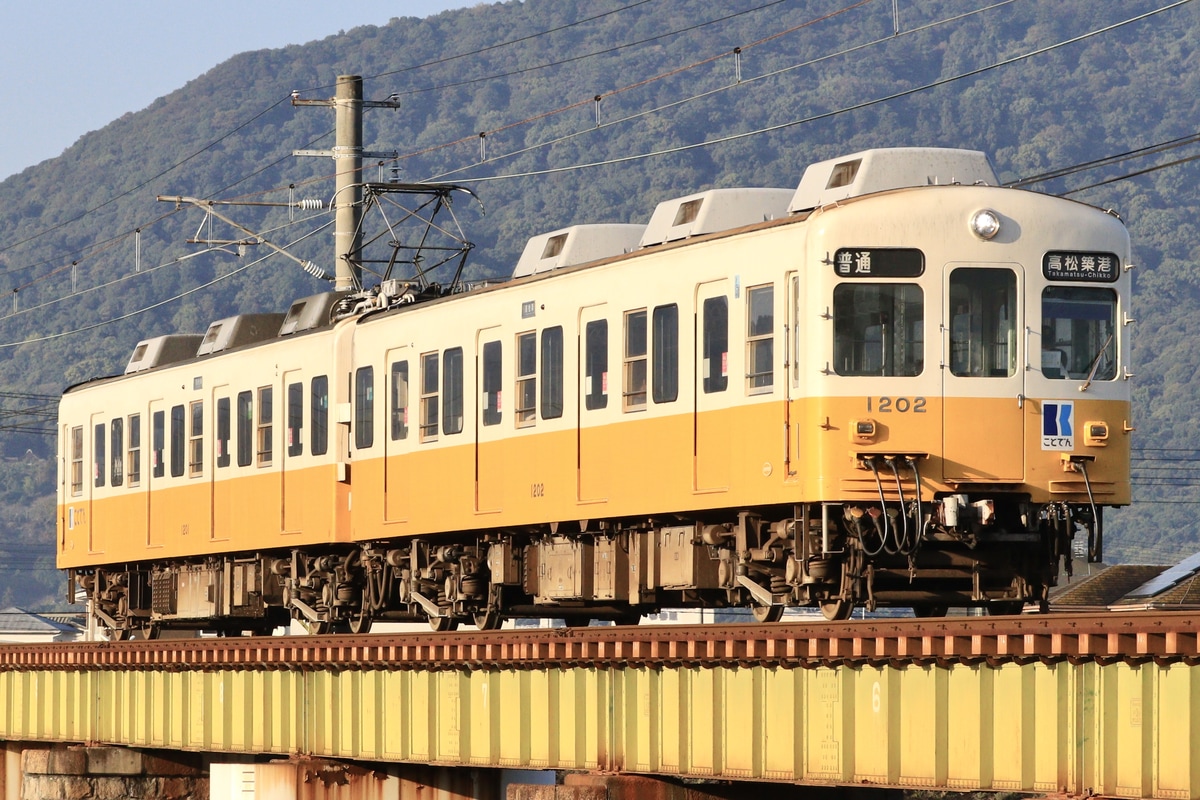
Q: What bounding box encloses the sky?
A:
[0,1,473,181]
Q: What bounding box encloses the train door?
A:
[87,413,104,553]
[578,304,610,503]
[383,347,410,523]
[942,265,1025,480]
[211,387,232,541]
[147,400,168,548]
[476,329,504,513]
[785,271,802,484]
[281,370,304,533]
[695,280,731,492]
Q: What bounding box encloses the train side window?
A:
[623,309,647,411]
[287,382,303,457]
[110,417,124,487]
[482,341,502,427]
[420,352,439,442]
[702,297,728,393]
[516,332,536,427]
[653,304,678,403]
[585,319,608,410]
[355,367,374,450]
[127,414,141,487]
[70,426,83,496]
[189,401,203,477]
[170,405,185,478]
[746,284,774,393]
[443,347,464,435]
[949,268,1015,378]
[390,363,409,441]
[216,398,230,468]
[257,387,273,466]
[93,423,106,488]
[237,391,253,467]
[540,326,564,420]
[1041,286,1117,380]
[153,411,165,478]
[311,376,329,455]
[833,284,924,376]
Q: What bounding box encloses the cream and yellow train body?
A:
[57,148,1131,635]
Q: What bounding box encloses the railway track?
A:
[2,611,1197,672]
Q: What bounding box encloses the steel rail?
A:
[2,610,1196,672]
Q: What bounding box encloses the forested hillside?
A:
[0,0,1197,607]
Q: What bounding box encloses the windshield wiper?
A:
[1078,330,1115,392]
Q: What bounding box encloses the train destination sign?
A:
[833,248,924,278]
[1042,251,1119,283]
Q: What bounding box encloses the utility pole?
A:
[293,75,399,291]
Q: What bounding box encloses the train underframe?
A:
[73,492,1101,639]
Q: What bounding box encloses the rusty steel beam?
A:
[0,610,1196,672]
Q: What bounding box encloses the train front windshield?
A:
[1041,287,1117,381]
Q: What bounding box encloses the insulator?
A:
[295,198,324,211]
[302,261,333,281]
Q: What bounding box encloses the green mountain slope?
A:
[0,0,1197,606]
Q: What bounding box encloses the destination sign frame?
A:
[833,248,925,278]
[1042,251,1120,283]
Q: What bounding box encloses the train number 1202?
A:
[866,396,926,413]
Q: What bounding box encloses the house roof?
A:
[0,607,80,635]
[1051,565,1170,608]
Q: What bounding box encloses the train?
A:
[56,147,1132,638]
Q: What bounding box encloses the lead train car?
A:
[57,148,1132,637]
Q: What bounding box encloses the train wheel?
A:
[300,618,334,635]
[912,605,949,618]
[751,604,784,623]
[429,615,459,632]
[347,610,373,635]
[820,599,855,621]
[473,608,502,630]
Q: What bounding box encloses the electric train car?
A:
[57,147,1132,638]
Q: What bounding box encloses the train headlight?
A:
[970,209,1001,240]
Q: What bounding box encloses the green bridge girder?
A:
[0,657,1196,797]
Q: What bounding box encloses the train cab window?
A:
[110,417,123,487]
[355,367,374,449]
[287,383,303,457]
[585,319,608,410]
[390,362,409,441]
[624,309,648,411]
[702,297,728,393]
[1041,286,1117,381]
[257,387,273,466]
[216,398,231,468]
[833,284,924,376]
[483,341,502,427]
[152,411,165,478]
[746,284,774,393]
[127,414,141,487]
[949,268,1016,378]
[516,332,536,427]
[652,304,679,404]
[70,426,83,496]
[444,347,464,435]
[170,405,185,478]
[236,391,253,467]
[93,424,106,488]
[541,326,564,420]
[311,376,329,455]
[420,352,439,442]
[188,401,203,477]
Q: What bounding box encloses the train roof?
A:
[95,146,1016,386]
